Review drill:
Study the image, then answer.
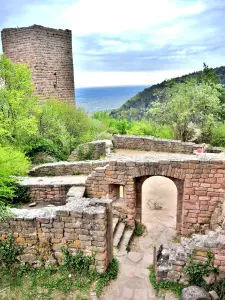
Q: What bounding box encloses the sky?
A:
[0,0,224,87]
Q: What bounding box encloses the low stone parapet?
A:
[113,135,196,154]
[28,160,110,176]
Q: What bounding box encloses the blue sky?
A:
[0,0,224,87]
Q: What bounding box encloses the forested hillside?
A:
[110,66,225,120]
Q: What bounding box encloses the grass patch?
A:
[0,259,119,300]
[0,238,119,300]
[149,265,185,300]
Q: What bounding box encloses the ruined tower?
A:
[1,25,75,104]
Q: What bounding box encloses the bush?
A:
[210,122,225,147]
[127,120,173,139]
[0,146,30,219]
[0,234,24,269]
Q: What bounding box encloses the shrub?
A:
[184,251,219,287]
[210,122,225,147]
[0,234,24,269]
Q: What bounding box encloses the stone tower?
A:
[1,25,75,104]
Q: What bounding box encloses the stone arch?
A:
[135,175,184,233]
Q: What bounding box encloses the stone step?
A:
[113,222,126,248]
[67,186,85,198]
[118,228,133,253]
[113,217,119,235]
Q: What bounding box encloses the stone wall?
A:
[113,135,197,154]
[0,198,113,273]
[28,160,109,176]
[1,25,75,104]
[156,231,225,283]
[69,141,107,161]
[85,154,225,233]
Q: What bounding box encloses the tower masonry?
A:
[1,25,75,104]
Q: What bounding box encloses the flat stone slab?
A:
[18,175,87,186]
[127,252,143,263]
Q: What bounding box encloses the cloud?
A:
[0,0,225,86]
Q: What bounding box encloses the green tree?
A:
[148,79,222,141]
[0,54,38,147]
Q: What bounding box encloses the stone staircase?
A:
[113,217,133,255]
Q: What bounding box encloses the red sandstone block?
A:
[198,217,210,224]
[211,184,222,188]
[218,170,225,174]
[199,196,210,201]
[204,178,217,183]
[200,183,210,187]
[190,195,198,201]
[199,212,211,217]
[200,205,209,211]
[214,174,224,178]
[215,255,225,261]
[184,217,197,223]
[216,178,225,184]
[196,191,207,196]
[184,203,200,210]
[193,182,201,187]
[188,213,197,218]
[219,266,225,272]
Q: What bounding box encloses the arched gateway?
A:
[86,156,225,235]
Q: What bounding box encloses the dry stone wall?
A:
[69,141,107,161]
[28,160,109,176]
[0,198,113,273]
[28,185,71,205]
[1,25,75,104]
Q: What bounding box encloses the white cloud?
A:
[75,69,195,87]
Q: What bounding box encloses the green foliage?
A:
[133,223,146,236]
[61,246,95,276]
[76,144,95,161]
[25,138,60,160]
[0,234,24,269]
[149,264,185,299]
[0,146,30,218]
[95,258,119,296]
[0,54,39,147]
[184,251,219,287]
[127,120,173,139]
[148,80,222,141]
[210,122,225,147]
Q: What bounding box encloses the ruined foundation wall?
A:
[156,232,225,283]
[0,199,112,273]
[113,135,197,154]
[1,25,75,104]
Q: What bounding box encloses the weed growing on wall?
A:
[184,251,219,287]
